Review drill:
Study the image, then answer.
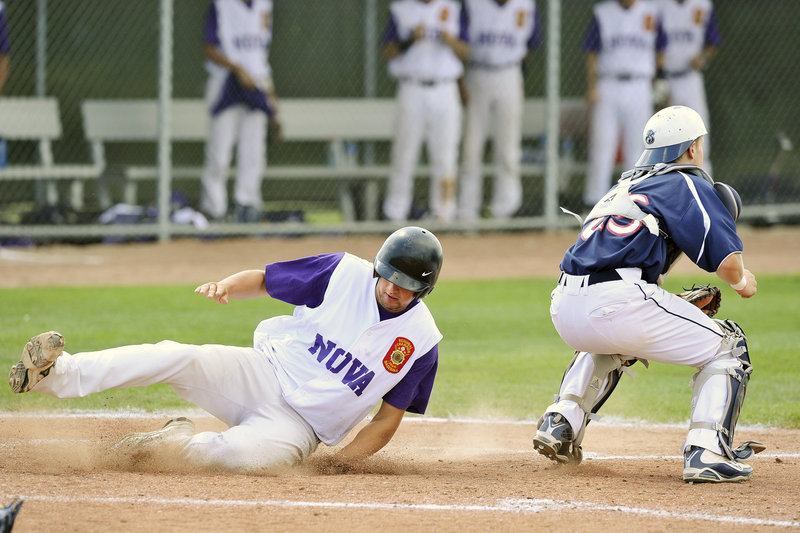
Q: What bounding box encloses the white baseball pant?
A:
[667,70,712,175]
[546,268,734,455]
[585,78,653,206]
[33,341,319,471]
[459,65,524,221]
[200,105,267,220]
[383,80,461,222]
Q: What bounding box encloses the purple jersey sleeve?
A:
[705,8,722,47]
[203,2,220,46]
[0,8,10,54]
[383,345,439,414]
[458,3,470,43]
[381,12,400,45]
[264,253,345,308]
[528,8,542,50]
[655,19,667,52]
[582,16,601,52]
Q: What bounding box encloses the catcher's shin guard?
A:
[687,319,765,461]
[539,351,643,460]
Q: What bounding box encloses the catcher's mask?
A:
[373,226,443,299]
[636,105,708,167]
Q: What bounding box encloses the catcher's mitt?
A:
[678,284,721,318]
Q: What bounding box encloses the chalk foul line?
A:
[2,494,797,528]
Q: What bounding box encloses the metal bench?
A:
[0,97,101,209]
[81,97,586,221]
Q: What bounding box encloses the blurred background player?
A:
[381,0,470,222]
[0,1,9,98]
[200,0,280,223]
[458,0,540,222]
[582,0,666,208]
[656,0,721,175]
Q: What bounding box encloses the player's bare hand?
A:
[194,282,230,305]
[735,269,757,299]
[586,87,598,105]
[412,25,425,41]
[233,66,257,90]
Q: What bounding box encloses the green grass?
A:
[2,275,799,427]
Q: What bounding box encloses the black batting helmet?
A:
[373,226,443,299]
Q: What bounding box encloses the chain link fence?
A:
[0,0,798,243]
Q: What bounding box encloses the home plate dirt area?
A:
[1,414,798,532]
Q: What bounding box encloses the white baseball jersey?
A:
[593,0,661,78]
[465,0,536,68]
[387,0,465,81]
[657,0,718,74]
[205,0,272,86]
[255,253,442,444]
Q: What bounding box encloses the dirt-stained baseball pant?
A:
[546,268,733,456]
[459,65,524,221]
[32,341,319,471]
[383,80,461,222]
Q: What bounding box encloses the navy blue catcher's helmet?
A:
[373,226,443,299]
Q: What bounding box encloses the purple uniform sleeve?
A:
[204,2,220,46]
[383,345,439,414]
[528,8,542,50]
[381,12,400,45]
[655,19,667,52]
[705,8,722,47]
[582,16,601,52]
[0,8,10,54]
[459,4,470,43]
[264,253,345,308]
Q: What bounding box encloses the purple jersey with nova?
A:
[264,252,439,414]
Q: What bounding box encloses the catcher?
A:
[533,106,764,483]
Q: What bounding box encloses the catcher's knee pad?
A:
[689,319,762,460]
[553,351,643,447]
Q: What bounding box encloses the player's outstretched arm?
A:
[194,269,268,305]
[337,400,405,461]
[716,253,757,299]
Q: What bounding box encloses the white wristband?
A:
[730,276,747,291]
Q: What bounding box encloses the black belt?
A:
[558,270,622,286]
[469,62,519,71]
[604,73,649,82]
[400,78,448,87]
[665,69,692,78]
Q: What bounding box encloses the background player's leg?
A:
[490,67,524,219]
[584,81,619,206]
[384,83,426,221]
[201,107,241,219]
[232,109,267,221]
[426,81,461,221]
[459,71,492,221]
[621,79,653,170]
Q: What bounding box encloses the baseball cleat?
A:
[8,331,65,393]
[683,446,753,483]
[110,417,195,455]
[532,412,583,464]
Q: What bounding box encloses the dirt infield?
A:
[2,226,799,531]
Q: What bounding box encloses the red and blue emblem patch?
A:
[382,337,415,374]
